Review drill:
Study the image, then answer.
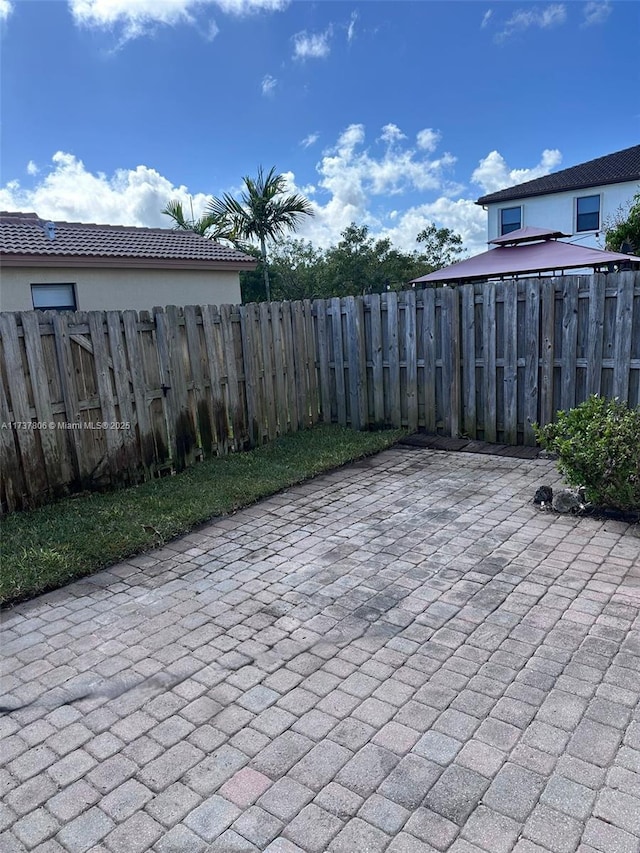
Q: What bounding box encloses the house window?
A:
[500,206,522,235]
[576,195,600,232]
[31,283,77,311]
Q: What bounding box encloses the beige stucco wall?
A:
[0,266,242,312]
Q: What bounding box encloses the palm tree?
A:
[162,199,232,240]
[206,166,314,301]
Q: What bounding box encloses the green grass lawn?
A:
[0,425,404,606]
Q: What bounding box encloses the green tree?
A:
[604,192,640,254]
[207,167,314,302]
[269,239,326,301]
[322,224,427,297]
[416,223,465,271]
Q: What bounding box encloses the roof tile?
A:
[0,212,256,266]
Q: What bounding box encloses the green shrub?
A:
[534,396,640,512]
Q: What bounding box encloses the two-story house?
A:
[476,145,640,248]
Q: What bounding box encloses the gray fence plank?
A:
[461,284,476,439]
[331,297,347,426]
[441,286,461,438]
[368,293,385,427]
[586,274,606,398]
[21,311,64,488]
[422,289,437,434]
[315,300,332,423]
[503,283,518,444]
[539,281,555,428]
[613,270,635,401]
[482,283,497,442]
[561,278,579,413]
[524,279,541,445]
[405,291,418,433]
[386,292,402,428]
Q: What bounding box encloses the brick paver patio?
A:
[1,447,639,853]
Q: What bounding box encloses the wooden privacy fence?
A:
[0,302,321,514]
[326,269,639,442]
[1,271,639,513]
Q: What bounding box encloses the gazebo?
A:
[410,226,640,286]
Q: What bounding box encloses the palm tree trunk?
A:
[260,237,270,302]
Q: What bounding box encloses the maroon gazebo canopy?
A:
[411,226,640,285]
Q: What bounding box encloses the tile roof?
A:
[476,145,640,205]
[0,212,256,267]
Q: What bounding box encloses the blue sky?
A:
[0,0,637,254]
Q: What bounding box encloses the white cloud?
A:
[496,3,566,42]
[26,161,39,176]
[261,74,277,96]
[481,9,493,28]
[472,148,562,195]
[380,124,406,145]
[276,124,463,250]
[382,198,487,258]
[68,0,289,42]
[0,151,210,228]
[204,19,219,40]
[540,4,566,27]
[292,28,332,60]
[347,10,357,42]
[416,129,441,152]
[0,0,13,22]
[300,133,319,148]
[211,0,288,12]
[582,1,612,26]
[0,137,564,260]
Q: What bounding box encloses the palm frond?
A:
[162,200,190,230]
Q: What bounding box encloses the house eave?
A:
[476,175,640,207]
[0,254,258,272]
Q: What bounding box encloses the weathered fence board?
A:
[524,280,541,445]
[422,287,437,435]
[1,271,639,514]
[503,283,518,444]
[461,284,476,439]
[386,293,401,428]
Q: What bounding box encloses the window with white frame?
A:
[576,195,600,232]
[500,206,522,235]
[31,283,77,311]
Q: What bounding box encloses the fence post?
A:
[345,295,368,430]
[422,288,436,434]
[586,274,605,398]
[560,278,579,414]
[503,283,518,445]
[524,279,541,445]
[613,270,635,401]
[539,280,556,428]
[21,311,64,487]
[386,292,401,428]
[315,299,332,423]
[88,310,124,476]
[441,287,461,438]
[405,291,418,433]
[331,297,347,426]
[368,293,385,427]
[482,283,497,442]
[239,304,259,446]
[461,284,476,439]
